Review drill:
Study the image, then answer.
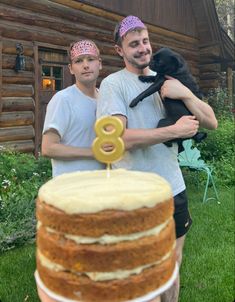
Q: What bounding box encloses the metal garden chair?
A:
[178,139,219,203]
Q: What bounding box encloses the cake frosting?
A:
[38,169,172,214]
[36,168,176,302]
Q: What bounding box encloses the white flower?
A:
[2,179,11,186]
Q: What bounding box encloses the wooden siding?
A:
[78,0,198,37]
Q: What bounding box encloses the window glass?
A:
[53,67,62,78]
[55,80,62,91]
[42,65,62,91]
[42,78,55,90]
[42,66,51,76]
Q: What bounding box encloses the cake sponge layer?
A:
[37,218,175,272]
[37,253,176,302]
[37,197,173,237]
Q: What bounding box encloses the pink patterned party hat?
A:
[119,16,146,38]
[70,40,99,61]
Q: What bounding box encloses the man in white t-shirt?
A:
[42,40,105,177]
[97,16,218,302]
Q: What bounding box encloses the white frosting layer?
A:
[42,219,170,245]
[38,169,172,214]
[37,248,174,282]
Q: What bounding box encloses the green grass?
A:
[0,186,234,302]
[180,185,234,302]
[0,244,39,302]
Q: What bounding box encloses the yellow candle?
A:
[92,116,125,165]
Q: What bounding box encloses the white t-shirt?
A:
[43,84,104,177]
[97,68,185,196]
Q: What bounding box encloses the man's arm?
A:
[116,114,200,150]
[41,129,93,160]
[161,77,218,130]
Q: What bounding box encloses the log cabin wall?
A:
[0,0,231,154]
[78,0,199,37]
[190,0,223,92]
[1,37,35,153]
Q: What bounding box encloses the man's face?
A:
[69,55,101,85]
[116,29,152,72]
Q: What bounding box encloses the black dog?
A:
[129,47,207,151]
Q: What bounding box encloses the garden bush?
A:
[207,88,233,116]
[0,150,52,252]
[199,117,234,186]
[186,88,235,187]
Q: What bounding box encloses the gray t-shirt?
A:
[43,84,104,177]
[97,68,185,196]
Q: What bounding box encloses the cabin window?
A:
[42,65,62,91]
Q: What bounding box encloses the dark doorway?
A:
[38,47,74,147]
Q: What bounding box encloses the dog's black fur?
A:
[129,47,207,151]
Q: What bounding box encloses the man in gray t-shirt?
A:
[97,15,218,302]
[42,40,105,177]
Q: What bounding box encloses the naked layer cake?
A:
[36,169,176,302]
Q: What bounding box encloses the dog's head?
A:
[149,47,186,75]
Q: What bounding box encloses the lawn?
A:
[0,185,234,302]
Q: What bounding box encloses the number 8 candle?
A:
[92,116,125,167]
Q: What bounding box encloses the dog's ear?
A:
[171,55,183,70]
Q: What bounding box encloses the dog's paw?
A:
[139,75,147,82]
[193,132,207,143]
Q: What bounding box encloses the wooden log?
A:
[0,139,34,153]
[199,72,220,81]
[0,111,34,127]
[0,4,113,44]
[199,63,221,73]
[199,79,219,89]
[101,55,124,68]
[188,66,200,77]
[0,20,81,48]
[2,54,34,71]
[199,45,221,59]
[149,34,198,53]
[0,125,35,142]
[3,69,34,85]
[0,0,115,31]
[99,65,121,78]
[2,97,35,112]
[2,84,34,97]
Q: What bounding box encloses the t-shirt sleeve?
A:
[97,78,127,118]
[42,93,70,138]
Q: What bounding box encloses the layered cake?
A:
[36,169,176,302]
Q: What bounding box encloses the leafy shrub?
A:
[0,151,52,252]
[206,87,234,119]
[199,117,234,186]
[183,88,234,187]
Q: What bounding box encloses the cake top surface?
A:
[38,169,172,214]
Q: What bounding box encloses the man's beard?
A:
[129,50,151,69]
[126,56,150,69]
